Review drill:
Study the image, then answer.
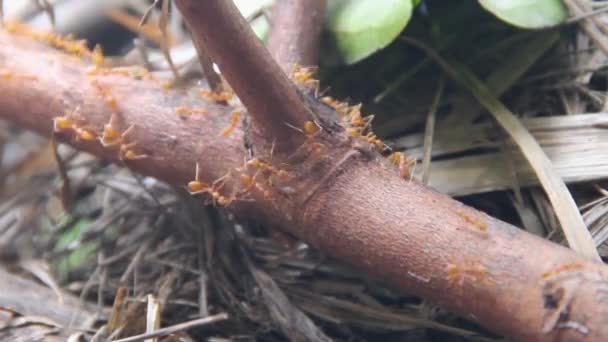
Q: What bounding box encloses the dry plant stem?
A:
[565,0,608,57]
[172,0,309,148]
[2,32,608,341]
[421,75,443,184]
[266,0,327,69]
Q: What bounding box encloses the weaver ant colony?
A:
[320,92,418,180]
[5,20,104,66]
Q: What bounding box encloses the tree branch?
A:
[1,25,608,341]
[172,0,310,149]
[266,0,327,70]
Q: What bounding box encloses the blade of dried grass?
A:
[113,313,228,342]
[421,75,444,184]
[441,31,559,125]
[145,294,160,342]
[401,36,600,260]
[452,64,600,260]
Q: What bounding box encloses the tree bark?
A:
[266,0,327,70]
[1,13,608,342]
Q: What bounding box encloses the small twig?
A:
[51,136,72,211]
[421,75,444,185]
[145,294,161,342]
[107,287,127,333]
[139,0,160,28]
[112,313,228,342]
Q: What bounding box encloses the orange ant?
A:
[390,151,416,180]
[304,120,320,136]
[220,111,241,137]
[114,125,147,161]
[99,114,123,147]
[541,263,585,279]
[86,65,156,82]
[283,120,329,162]
[91,44,104,67]
[53,111,78,132]
[446,261,488,287]
[53,109,97,142]
[457,210,488,232]
[346,127,362,137]
[187,163,232,206]
[95,114,146,160]
[119,142,147,161]
[73,127,97,142]
[199,89,233,103]
[291,65,319,91]
[91,79,118,113]
[86,67,131,77]
[0,69,38,81]
[175,106,208,116]
[362,132,386,151]
[5,20,92,59]
[320,96,349,117]
[247,158,289,181]
[239,172,274,201]
[346,105,374,132]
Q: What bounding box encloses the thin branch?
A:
[421,75,443,185]
[172,0,310,148]
[266,0,327,70]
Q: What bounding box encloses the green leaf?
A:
[54,218,91,251]
[479,0,567,29]
[52,218,97,277]
[55,242,97,277]
[327,0,413,64]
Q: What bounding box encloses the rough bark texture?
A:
[1,20,608,342]
[266,0,327,70]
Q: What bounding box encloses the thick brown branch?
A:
[267,0,327,70]
[172,0,310,149]
[1,31,608,341]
